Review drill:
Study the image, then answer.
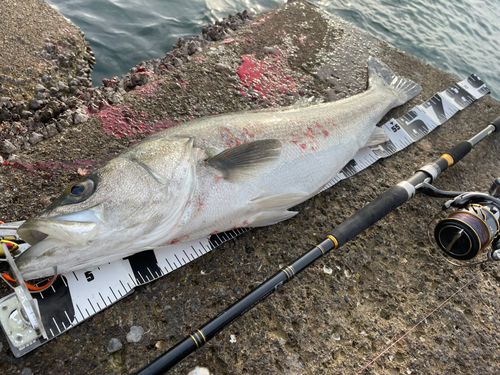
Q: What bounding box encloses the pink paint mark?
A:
[243,220,249,226]
[134,79,164,97]
[253,9,279,26]
[297,35,307,45]
[3,155,115,177]
[148,118,180,134]
[209,230,218,235]
[176,80,188,89]
[237,53,299,102]
[95,105,148,137]
[300,143,307,149]
[93,104,180,137]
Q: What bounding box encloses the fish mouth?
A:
[18,217,99,248]
[16,214,100,279]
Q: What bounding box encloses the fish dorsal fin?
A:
[206,139,281,180]
[363,127,389,148]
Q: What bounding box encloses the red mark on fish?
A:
[220,127,243,148]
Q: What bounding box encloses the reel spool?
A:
[427,178,500,266]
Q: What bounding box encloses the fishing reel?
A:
[421,178,500,266]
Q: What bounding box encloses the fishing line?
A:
[355,271,480,374]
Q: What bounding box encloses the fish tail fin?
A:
[367,56,422,105]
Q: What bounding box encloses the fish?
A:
[16,57,421,279]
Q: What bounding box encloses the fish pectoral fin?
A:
[206,139,281,180]
[251,192,309,210]
[248,210,298,227]
[363,127,389,148]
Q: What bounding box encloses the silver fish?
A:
[16,57,421,279]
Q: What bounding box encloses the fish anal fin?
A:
[206,139,281,180]
[248,210,298,227]
[364,127,389,148]
[251,192,309,210]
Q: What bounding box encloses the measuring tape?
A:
[0,74,491,357]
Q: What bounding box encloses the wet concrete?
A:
[1,1,500,374]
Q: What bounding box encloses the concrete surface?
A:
[1,1,500,374]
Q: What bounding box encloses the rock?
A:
[107,92,122,104]
[0,107,12,120]
[2,139,17,154]
[34,83,47,93]
[20,368,32,375]
[35,91,50,101]
[46,123,58,137]
[126,326,144,343]
[187,367,210,375]
[73,110,88,125]
[331,332,341,340]
[40,107,54,122]
[68,78,80,86]
[107,338,123,353]
[57,81,69,92]
[188,41,201,55]
[21,110,32,118]
[56,119,70,131]
[215,63,231,73]
[0,96,13,109]
[15,101,26,111]
[29,98,42,110]
[29,132,43,145]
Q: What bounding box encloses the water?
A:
[45,0,500,99]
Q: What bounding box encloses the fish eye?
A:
[43,175,98,212]
[69,184,85,196]
[62,179,96,204]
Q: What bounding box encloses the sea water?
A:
[45,0,500,99]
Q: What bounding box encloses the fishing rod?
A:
[135,115,500,375]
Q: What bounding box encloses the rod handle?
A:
[442,141,472,166]
[327,184,410,248]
